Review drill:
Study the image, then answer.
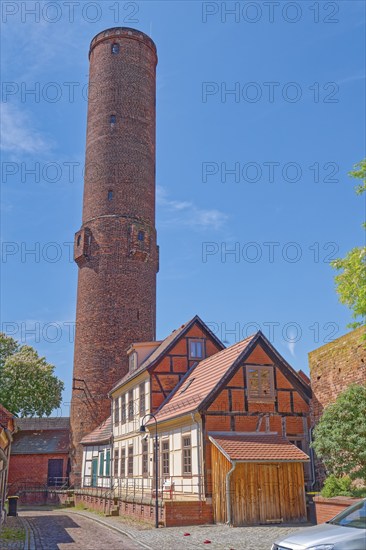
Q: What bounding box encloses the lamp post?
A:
[140,413,159,528]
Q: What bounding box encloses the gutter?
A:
[226,460,237,525]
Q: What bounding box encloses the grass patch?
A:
[0,526,25,542]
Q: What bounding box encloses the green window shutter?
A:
[106,450,111,476]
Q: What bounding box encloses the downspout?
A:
[226,460,237,526]
[309,427,317,489]
[191,413,203,502]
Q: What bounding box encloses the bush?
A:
[321,475,353,497]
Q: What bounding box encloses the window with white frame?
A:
[162,439,170,477]
[139,382,146,416]
[114,448,119,477]
[99,451,105,476]
[188,338,205,360]
[128,390,134,421]
[142,440,148,477]
[121,394,126,424]
[128,445,133,476]
[182,435,192,476]
[129,352,137,372]
[114,398,119,425]
[120,448,126,478]
[247,366,274,400]
[106,449,111,477]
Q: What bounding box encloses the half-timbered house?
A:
[80,318,312,526]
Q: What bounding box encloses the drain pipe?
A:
[309,427,317,489]
[191,413,202,502]
[226,461,237,526]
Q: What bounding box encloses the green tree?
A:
[0,333,64,417]
[312,385,366,482]
[331,159,366,329]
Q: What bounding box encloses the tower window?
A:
[77,235,81,246]
[137,231,144,241]
[111,43,120,54]
[108,190,113,201]
[110,114,116,125]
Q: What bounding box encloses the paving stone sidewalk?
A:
[20,508,306,550]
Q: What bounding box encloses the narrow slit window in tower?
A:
[138,230,144,241]
[108,190,113,201]
[111,43,120,54]
[110,114,116,125]
[77,235,81,246]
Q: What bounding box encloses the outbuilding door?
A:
[47,458,63,486]
[257,464,282,523]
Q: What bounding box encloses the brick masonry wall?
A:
[72,491,213,526]
[309,327,365,484]
[164,501,213,527]
[309,327,366,424]
[314,496,362,524]
[8,454,67,487]
[70,28,159,484]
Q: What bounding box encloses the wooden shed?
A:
[210,433,309,526]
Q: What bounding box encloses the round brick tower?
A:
[70,27,158,483]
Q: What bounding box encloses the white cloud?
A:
[157,186,228,230]
[0,103,50,154]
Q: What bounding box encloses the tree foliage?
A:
[0,333,64,417]
[331,159,366,329]
[312,384,366,482]
[349,159,366,195]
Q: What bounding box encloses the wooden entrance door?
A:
[257,464,282,523]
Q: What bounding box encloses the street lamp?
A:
[140,413,159,528]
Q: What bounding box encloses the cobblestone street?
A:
[18,508,308,550]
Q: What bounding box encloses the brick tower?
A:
[70,28,158,483]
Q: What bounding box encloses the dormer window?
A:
[188,339,205,360]
[129,351,137,372]
[111,43,120,54]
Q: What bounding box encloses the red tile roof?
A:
[209,433,309,462]
[153,335,255,423]
[80,416,112,445]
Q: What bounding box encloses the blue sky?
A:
[1,1,365,416]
